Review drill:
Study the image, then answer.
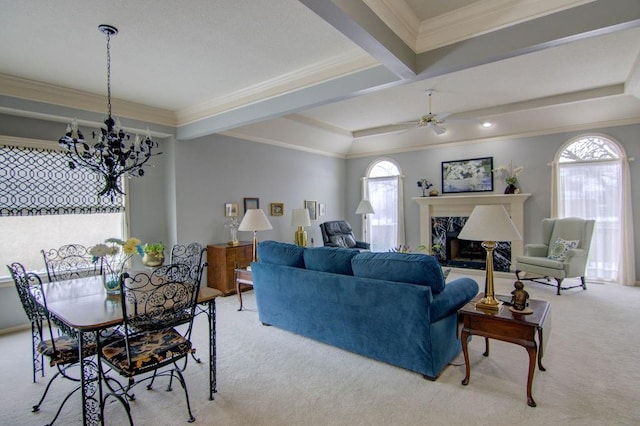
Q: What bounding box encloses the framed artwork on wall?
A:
[305,200,317,221]
[244,197,259,212]
[270,202,284,216]
[225,202,239,217]
[318,203,326,217]
[441,157,493,194]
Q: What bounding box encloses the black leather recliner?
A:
[319,220,370,251]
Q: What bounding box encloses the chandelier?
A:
[58,24,160,200]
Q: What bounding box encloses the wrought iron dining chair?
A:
[41,244,101,282]
[7,262,100,425]
[97,264,200,424]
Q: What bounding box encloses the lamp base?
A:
[295,227,307,247]
[476,296,500,311]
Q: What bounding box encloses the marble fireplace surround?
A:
[413,194,530,271]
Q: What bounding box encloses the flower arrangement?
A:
[417,178,432,196]
[90,237,144,293]
[493,161,523,186]
[225,216,240,245]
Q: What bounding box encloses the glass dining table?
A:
[35,274,222,425]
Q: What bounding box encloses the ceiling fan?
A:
[352,89,449,139]
[416,90,447,135]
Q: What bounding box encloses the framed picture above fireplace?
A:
[441,157,493,194]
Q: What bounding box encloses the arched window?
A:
[554,135,634,284]
[362,159,404,251]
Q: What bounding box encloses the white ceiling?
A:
[1,0,639,158]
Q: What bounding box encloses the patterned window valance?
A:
[0,144,124,216]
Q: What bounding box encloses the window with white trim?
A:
[0,138,128,279]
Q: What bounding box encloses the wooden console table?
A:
[458,294,550,407]
[206,242,252,295]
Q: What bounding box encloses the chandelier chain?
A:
[106,30,112,119]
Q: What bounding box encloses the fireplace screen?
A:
[431,216,511,272]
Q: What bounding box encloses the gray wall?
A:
[345,124,640,282]
[1,113,638,331]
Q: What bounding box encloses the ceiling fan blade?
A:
[431,123,447,135]
[352,122,415,139]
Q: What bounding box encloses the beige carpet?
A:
[2,273,639,425]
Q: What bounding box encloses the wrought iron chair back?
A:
[119,263,199,344]
[170,242,206,284]
[41,244,101,282]
[7,262,47,382]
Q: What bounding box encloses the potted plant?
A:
[142,242,165,267]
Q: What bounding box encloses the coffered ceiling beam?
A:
[299,0,416,79]
[415,0,640,79]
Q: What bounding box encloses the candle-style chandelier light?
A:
[58,24,160,200]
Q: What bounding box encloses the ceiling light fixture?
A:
[58,24,160,200]
[482,121,493,128]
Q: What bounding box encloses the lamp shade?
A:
[458,205,522,242]
[291,208,311,227]
[355,199,375,215]
[238,209,273,232]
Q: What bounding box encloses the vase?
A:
[102,272,121,295]
[142,251,164,267]
[504,184,518,194]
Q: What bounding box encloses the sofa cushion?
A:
[351,252,446,294]
[303,247,358,275]
[257,240,305,268]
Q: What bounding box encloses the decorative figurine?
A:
[510,281,529,311]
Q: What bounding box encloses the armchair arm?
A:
[524,244,548,257]
[430,278,479,323]
[565,248,586,259]
[355,241,371,250]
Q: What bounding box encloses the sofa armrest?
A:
[429,278,479,323]
[524,244,548,257]
[355,241,371,250]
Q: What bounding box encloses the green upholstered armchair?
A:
[515,217,595,295]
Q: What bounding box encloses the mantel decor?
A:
[441,157,493,194]
[58,25,160,200]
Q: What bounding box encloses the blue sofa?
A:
[251,241,479,380]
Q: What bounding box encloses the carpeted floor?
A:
[2,273,639,425]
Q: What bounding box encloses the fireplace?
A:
[414,194,530,272]
[432,216,511,272]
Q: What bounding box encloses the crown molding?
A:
[0,74,177,127]
[416,0,594,52]
[176,51,378,126]
[364,0,594,54]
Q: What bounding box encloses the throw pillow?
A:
[547,238,579,262]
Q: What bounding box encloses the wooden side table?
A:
[458,294,550,407]
[234,268,253,311]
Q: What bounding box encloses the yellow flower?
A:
[122,238,142,255]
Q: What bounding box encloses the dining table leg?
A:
[208,299,217,400]
[79,330,101,425]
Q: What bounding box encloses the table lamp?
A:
[291,208,311,246]
[238,209,273,266]
[355,199,375,242]
[457,205,522,311]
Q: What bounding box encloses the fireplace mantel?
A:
[413,194,531,268]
